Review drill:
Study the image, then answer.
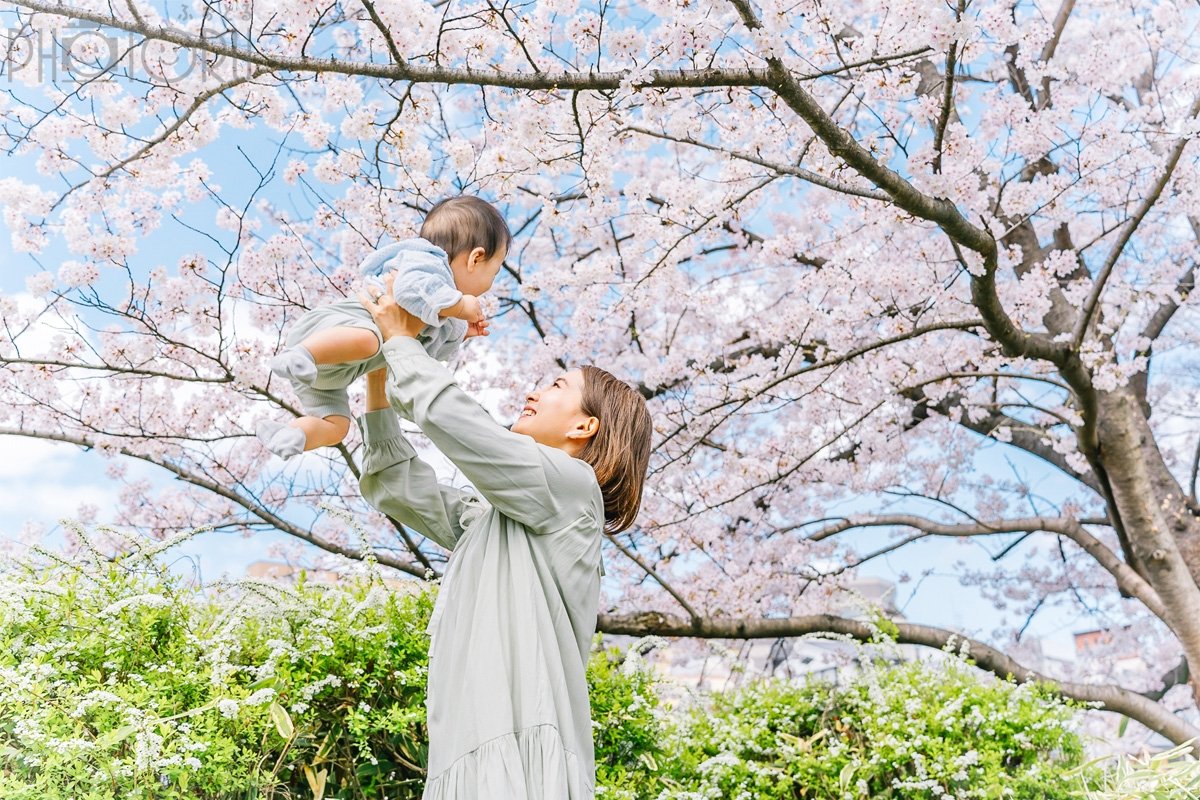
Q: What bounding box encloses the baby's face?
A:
[451,245,507,297]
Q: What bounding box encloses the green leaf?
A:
[248,675,278,691]
[269,701,294,740]
[839,761,856,792]
[303,764,327,800]
[1117,715,1129,737]
[99,724,138,748]
[97,724,137,753]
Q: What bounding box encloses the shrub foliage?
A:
[0,526,1094,799]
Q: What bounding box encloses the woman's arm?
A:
[358,276,595,533]
[358,368,470,551]
[366,367,389,412]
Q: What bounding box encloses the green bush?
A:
[652,648,1091,799]
[0,523,1103,799]
[0,522,680,800]
[588,639,669,799]
[0,523,434,800]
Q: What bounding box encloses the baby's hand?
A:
[464,318,491,340]
[459,295,485,323]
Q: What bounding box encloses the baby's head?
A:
[421,195,511,296]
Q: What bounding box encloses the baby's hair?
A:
[420,196,512,262]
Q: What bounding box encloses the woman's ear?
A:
[568,416,600,442]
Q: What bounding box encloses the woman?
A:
[354,272,653,799]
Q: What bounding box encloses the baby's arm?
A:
[439,294,484,323]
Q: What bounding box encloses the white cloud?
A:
[0,470,113,519]
[0,436,114,532]
[0,435,71,479]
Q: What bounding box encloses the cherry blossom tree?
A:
[1,0,1199,749]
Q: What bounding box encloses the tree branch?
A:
[1139,261,1196,345]
[0,356,235,384]
[1071,95,1200,351]
[1131,252,1196,410]
[357,0,405,66]
[3,0,915,91]
[596,610,1200,750]
[727,0,1068,370]
[1039,0,1077,64]
[653,319,984,447]
[805,513,1165,619]
[50,68,273,212]
[903,385,1104,495]
[1036,0,1076,108]
[624,124,891,201]
[931,0,965,174]
[607,534,702,628]
[0,426,433,578]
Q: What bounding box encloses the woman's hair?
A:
[576,366,653,534]
[420,195,512,262]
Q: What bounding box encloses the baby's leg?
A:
[302,326,380,364]
[292,414,351,450]
[272,326,379,385]
[257,414,351,457]
[256,385,355,459]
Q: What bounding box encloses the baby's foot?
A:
[270,346,318,385]
[255,419,307,459]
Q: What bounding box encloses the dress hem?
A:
[422,722,594,799]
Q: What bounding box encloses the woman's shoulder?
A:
[536,445,605,527]
[540,444,600,489]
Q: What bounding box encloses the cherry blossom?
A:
[0,0,1198,752]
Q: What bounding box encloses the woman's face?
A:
[511,369,597,452]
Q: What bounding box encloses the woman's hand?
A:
[357,272,424,341]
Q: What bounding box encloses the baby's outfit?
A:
[257,238,468,458]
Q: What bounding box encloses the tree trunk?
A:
[1098,386,1200,705]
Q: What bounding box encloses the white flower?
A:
[283,160,308,184]
[132,729,164,771]
[24,271,54,295]
[58,260,100,288]
[100,594,172,616]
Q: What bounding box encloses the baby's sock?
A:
[270,346,318,385]
[255,419,307,459]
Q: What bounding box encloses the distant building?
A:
[1072,625,1179,755]
[1073,626,1149,676]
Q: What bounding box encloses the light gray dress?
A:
[355,336,606,799]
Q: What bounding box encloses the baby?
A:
[256,195,511,458]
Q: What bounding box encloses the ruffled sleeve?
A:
[356,408,472,551]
